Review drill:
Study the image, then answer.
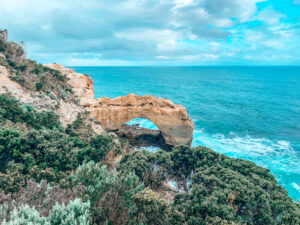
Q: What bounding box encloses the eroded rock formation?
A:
[45,64,194,146]
[86,94,194,146]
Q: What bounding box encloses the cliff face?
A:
[45,64,194,146]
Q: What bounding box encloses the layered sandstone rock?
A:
[45,64,194,146]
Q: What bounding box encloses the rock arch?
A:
[87,94,194,146]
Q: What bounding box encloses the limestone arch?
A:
[88,94,194,146]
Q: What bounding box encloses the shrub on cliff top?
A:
[118,150,172,190]
[1,199,90,225]
[0,179,85,222]
[35,81,43,91]
[73,161,144,224]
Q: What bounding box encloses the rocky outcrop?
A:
[43,64,194,146]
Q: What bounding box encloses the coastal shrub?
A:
[7,60,15,67]
[0,128,77,190]
[0,120,122,193]
[0,179,85,221]
[1,199,90,225]
[118,150,172,189]
[0,161,26,193]
[0,40,6,52]
[1,204,47,225]
[0,128,77,172]
[36,81,43,91]
[32,64,44,75]
[73,161,144,224]
[129,187,169,225]
[73,161,118,206]
[48,198,90,225]
[76,134,114,164]
[54,70,65,81]
[92,172,144,225]
[18,64,27,72]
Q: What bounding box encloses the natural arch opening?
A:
[115,117,172,150]
[125,118,158,130]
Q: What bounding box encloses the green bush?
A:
[48,199,90,225]
[2,199,90,225]
[118,150,172,189]
[32,64,44,75]
[73,161,117,206]
[18,64,27,72]
[73,161,144,224]
[36,81,43,91]
[0,123,118,193]
[2,204,47,225]
[7,60,15,67]
[129,188,169,225]
[76,134,114,164]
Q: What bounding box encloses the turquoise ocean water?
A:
[71,66,300,201]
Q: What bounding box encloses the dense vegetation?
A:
[0,93,299,224]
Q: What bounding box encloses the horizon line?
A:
[68,65,300,67]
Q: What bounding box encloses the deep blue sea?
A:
[71,66,300,201]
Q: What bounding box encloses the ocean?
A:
[71,66,300,201]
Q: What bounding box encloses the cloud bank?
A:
[0,0,299,65]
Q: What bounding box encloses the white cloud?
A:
[256,8,285,25]
[157,39,177,52]
[262,40,283,48]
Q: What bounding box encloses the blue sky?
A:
[0,0,299,66]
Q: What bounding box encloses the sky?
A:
[0,0,300,66]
